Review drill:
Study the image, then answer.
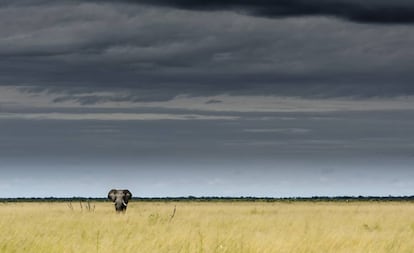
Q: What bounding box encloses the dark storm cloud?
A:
[4,0,414,24]
[2,109,414,164]
[125,0,414,24]
[1,0,414,102]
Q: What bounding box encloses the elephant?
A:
[108,189,132,212]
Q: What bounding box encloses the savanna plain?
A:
[1,201,413,253]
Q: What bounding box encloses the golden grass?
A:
[1,201,414,253]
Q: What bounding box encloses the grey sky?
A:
[1,0,413,197]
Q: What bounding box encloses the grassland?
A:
[1,201,414,253]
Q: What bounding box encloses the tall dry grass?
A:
[1,201,413,253]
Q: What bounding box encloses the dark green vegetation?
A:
[2,196,414,203]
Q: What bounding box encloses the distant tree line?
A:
[2,196,414,202]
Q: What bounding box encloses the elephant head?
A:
[108,189,132,212]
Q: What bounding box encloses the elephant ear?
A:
[108,189,117,202]
[123,190,132,200]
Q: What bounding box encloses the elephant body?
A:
[108,189,132,212]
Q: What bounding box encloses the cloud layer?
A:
[131,0,414,24]
[1,1,414,103]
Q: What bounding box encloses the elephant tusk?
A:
[122,201,128,207]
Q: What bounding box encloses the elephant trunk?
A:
[114,200,128,212]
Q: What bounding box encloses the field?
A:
[1,201,414,253]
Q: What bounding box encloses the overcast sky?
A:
[1,0,414,198]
